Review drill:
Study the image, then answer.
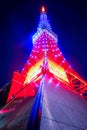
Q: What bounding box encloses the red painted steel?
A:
[7,6,87,102]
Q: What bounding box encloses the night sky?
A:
[0,0,87,88]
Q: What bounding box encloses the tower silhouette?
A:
[0,6,87,130]
[7,6,87,102]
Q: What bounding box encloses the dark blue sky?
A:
[0,0,87,88]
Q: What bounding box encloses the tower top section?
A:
[38,6,52,31]
[32,6,58,44]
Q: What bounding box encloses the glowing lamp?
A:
[42,6,45,12]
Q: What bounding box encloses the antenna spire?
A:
[38,6,51,30]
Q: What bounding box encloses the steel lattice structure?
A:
[7,6,87,102]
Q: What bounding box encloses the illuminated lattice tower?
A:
[7,6,87,102]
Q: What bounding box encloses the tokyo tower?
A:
[0,6,87,130]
